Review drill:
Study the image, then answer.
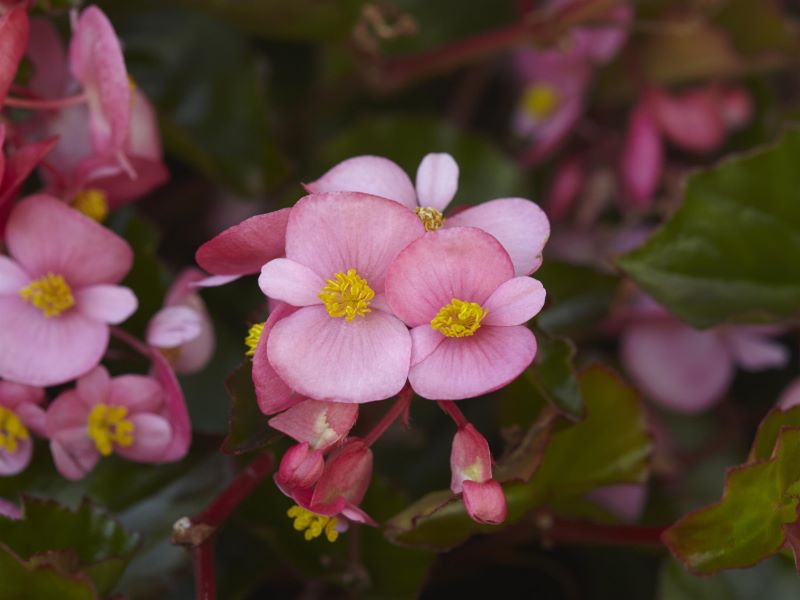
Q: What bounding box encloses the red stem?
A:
[110,326,152,359]
[192,544,216,600]
[541,513,665,547]
[362,384,413,447]
[437,400,469,429]
[4,92,87,110]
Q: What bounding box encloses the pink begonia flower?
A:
[46,366,173,480]
[307,153,550,276]
[620,298,788,413]
[0,195,136,386]
[268,399,358,451]
[546,0,632,64]
[0,497,20,520]
[259,192,425,403]
[281,439,376,542]
[0,6,28,106]
[647,86,726,154]
[385,227,546,400]
[147,268,215,374]
[450,424,507,524]
[619,100,664,207]
[0,380,46,476]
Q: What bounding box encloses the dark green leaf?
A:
[528,334,583,419]
[714,0,798,57]
[619,128,800,328]
[0,546,97,600]
[222,363,276,455]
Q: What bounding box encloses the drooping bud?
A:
[647,86,725,153]
[546,154,586,221]
[310,439,373,515]
[450,423,493,493]
[268,399,358,452]
[619,101,663,207]
[276,442,324,492]
[462,480,508,525]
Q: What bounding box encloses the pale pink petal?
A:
[0,257,27,295]
[252,303,304,415]
[340,504,377,526]
[305,156,418,210]
[724,329,789,371]
[409,325,537,400]
[15,403,46,437]
[268,400,358,451]
[311,441,373,508]
[462,479,507,524]
[588,484,646,523]
[109,375,163,414]
[0,381,45,410]
[482,277,546,326]
[6,195,133,287]
[259,258,325,306]
[116,414,172,462]
[285,192,424,290]
[150,351,190,462]
[76,365,111,407]
[75,284,137,324]
[164,268,205,306]
[50,435,99,481]
[191,274,240,288]
[0,498,21,520]
[444,198,550,275]
[26,18,68,99]
[450,424,492,492]
[385,227,514,327]
[0,439,32,476]
[79,154,168,207]
[46,391,89,435]
[171,312,214,374]
[147,305,203,348]
[778,378,800,410]
[619,103,663,207]
[410,325,444,367]
[415,153,459,211]
[195,209,291,276]
[0,296,108,387]
[0,137,59,225]
[546,154,586,222]
[648,87,725,153]
[0,8,29,106]
[620,320,733,413]
[718,86,752,130]
[268,306,411,403]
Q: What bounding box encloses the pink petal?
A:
[0,296,109,387]
[46,391,89,435]
[0,257,27,294]
[268,399,358,451]
[109,375,163,414]
[76,365,111,407]
[116,413,172,462]
[723,328,789,371]
[445,198,550,275]
[620,320,733,413]
[546,154,586,222]
[587,483,646,523]
[164,268,206,306]
[648,87,725,153]
[171,312,214,375]
[415,153,459,211]
[0,498,21,520]
[619,103,663,207]
[147,305,203,348]
[718,86,753,130]
[252,303,304,415]
[268,306,411,403]
[0,381,45,410]
[285,192,424,291]
[410,325,537,400]
[0,439,32,476]
[0,8,29,106]
[276,442,324,491]
[462,479,507,524]
[26,18,68,98]
[385,227,514,327]
[79,154,169,207]
[778,378,800,410]
[482,277,546,326]
[191,274,240,288]
[150,350,190,462]
[410,324,444,367]
[75,284,137,324]
[311,441,373,508]
[305,156,418,210]
[50,434,99,481]
[6,195,133,287]
[450,423,493,492]
[15,403,46,437]
[0,137,59,216]
[195,209,291,276]
[68,6,130,155]
[259,258,325,306]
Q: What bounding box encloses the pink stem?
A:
[437,400,469,429]
[4,92,87,111]
[362,384,413,447]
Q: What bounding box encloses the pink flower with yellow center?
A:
[46,366,173,480]
[0,380,46,476]
[0,195,137,386]
[258,192,425,403]
[385,227,546,400]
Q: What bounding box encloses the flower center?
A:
[431,298,487,338]
[0,406,28,454]
[318,269,374,321]
[287,505,339,542]
[71,188,109,222]
[87,404,135,456]
[244,321,265,357]
[522,83,559,120]
[19,273,75,317]
[415,206,444,231]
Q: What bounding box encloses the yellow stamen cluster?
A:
[522,83,559,120]
[244,322,265,357]
[415,206,444,231]
[0,406,28,454]
[87,404,134,456]
[431,298,487,338]
[19,273,75,317]
[287,505,339,542]
[71,188,109,222]
[318,269,374,321]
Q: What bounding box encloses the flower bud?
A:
[462,480,507,525]
[276,442,324,492]
[450,424,493,493]
[311,440,373,512]
[619,102,663,207]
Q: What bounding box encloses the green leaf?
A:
[619,128,800,328]
[0,497,139,596]
[222,363,277,455]
[749,406,800,463]
[714,0,798,57]
[663,428,800,575]
[535,261,619,336]
[527,334,583,419]
[385,366,651,550]
[0,546,97,600]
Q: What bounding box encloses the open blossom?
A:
[0,380,46,476]
[306,153,550,276]
[0,195,137,386]
[46,366,173,480]
[147,268,215,374]
[259,192,424,403]
[386,227,546,400]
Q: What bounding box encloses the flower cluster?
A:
[198,152,550,536]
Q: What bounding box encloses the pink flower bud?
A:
[450,424,493,493]
[619,102,663,207]
[717,86,753,131]
[268,399,358,451]
[546,154,586,222]
[648,86,725,153]
[276,442,324,491]
[462,480,507,525]
[0,7,28,106]
[311,440,373,511]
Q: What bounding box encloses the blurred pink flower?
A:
[619,100,664,207]
[46,366,173,480]
[0,195,136,386]
[778,378,800,410]
[0,6,28,106]
[386,227,545,400]
[0,497,20,520]
[0,380,45,476]
[259,192,424,403]
[307,152,550,275]
[450,423,507,524]
[587,483,647,523]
